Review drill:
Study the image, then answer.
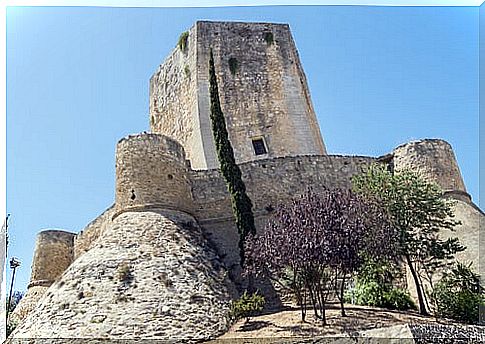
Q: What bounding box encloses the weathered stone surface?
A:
[10,230,76,324]
[393,139,468,199]
[115,134,194,216]
[74,205,114,259]
[406,199,485,303]
[15,21,483,341]
[150,21,326,170]
[29,230,76,285]
[8,286,49,325]
[11,209,234,341]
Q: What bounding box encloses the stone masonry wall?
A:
[10,209,234,341]
[10,230,76,324]
[29,230,76,286]
[74,205,115,260]
[191,154,377,271]
[196,21,326,169]
[393,139,469,201]
[115,133,194,217]
[149,24,208,169]
[150,21,327,170]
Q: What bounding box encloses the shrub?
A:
[348,280,416,311]
[178,31,189,52]
[229,291,265,323]
[346,258,416,311]
[264,32,274,45]
[383,288,417,311]
[432,262,485,324]
[228,57,239,75]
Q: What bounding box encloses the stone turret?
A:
[10,229,75,323]
[393,139,470,202]
[115,133,194,217]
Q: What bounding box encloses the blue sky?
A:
[6,5,479,292]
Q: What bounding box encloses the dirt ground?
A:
[219,303,453,339]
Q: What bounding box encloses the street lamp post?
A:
[7,257,21,318]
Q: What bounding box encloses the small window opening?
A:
[130,189,136,201]
[167,174,174,180]
[252,138,267,156]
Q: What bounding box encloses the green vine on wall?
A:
[208,49,256,267]
[178,31,189,52]
[228,57,239,75]
[264,32,274,46]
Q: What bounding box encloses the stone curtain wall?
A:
[149,24,207,169]
[191,154,377,221]
[115,134,194,217]
[191,154,377,270]
[393,139,469,201]
[74,205,115,259]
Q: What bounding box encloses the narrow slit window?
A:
[252,138,267,155]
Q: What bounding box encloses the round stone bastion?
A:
[10,229,75,324]
[115,133,194,216]
[393,139,470,202]
[29,229,76,287]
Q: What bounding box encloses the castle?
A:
[9,21,484,340]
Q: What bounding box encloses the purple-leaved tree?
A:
[245,188,398,323]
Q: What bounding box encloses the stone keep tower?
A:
[150,21,327,170]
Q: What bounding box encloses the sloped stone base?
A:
[10,209,234,341]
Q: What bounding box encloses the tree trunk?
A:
[247,273,255,293]
[406,254,428,315]
[340,275,346,317]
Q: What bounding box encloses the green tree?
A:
[208,49,256,267]
[433,262,484,324]
[352,164,464,315]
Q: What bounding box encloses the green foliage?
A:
[432,262,485,324]
[228,57,239,75]
[383,288,418,311]
[352,164,464,315]
[178,31,189,52]
[346,258,416,311]
[209,49,256,266]
[184,65,190,78]
[264,32,274,45]
[229,291,265,323]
